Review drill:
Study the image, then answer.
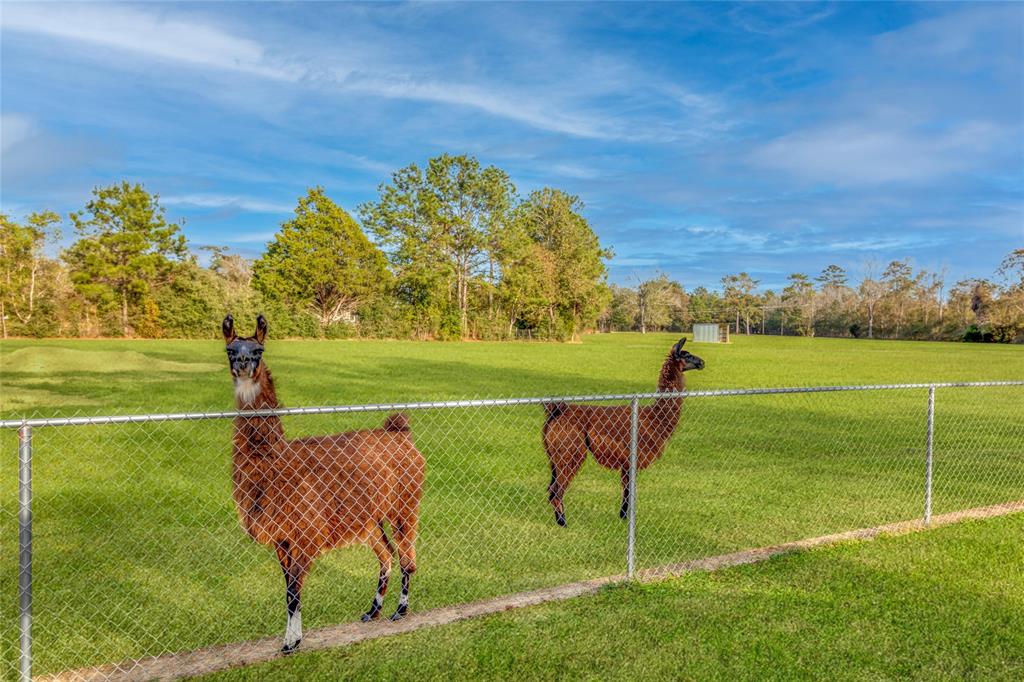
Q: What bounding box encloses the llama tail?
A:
[543,402,567,426]
[383,412,411,432]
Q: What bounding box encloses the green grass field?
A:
[1,334,1022,678]
[200,513,1024,681]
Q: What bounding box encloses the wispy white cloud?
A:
[748,120,1005,186]
[339,74,617,140]
[728,3,837,36]
[549,163,602,180]
[224,231,279,244]
[1,2,727,143]
[1,113,35,152]
[0,114,107,189]
[161,194,293,214]
[326,150,395,176]
[1,2,297,80]
[874,4,1022,62]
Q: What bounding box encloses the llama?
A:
[542,338,704,526]
[223,314,424,653]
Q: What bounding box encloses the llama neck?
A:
[650,353,685,435]
[656,353,686,394]
[232,365,284,456]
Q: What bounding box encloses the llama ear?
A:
[222,315,236,343]
[255,314,268,344]
[673,338,686,352]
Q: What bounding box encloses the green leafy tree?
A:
[816,264,848,289]
[492,216,552,337]
[989,249,1024,342]
[881,259,919,337]
[0,211,61,338]
[783,273,816,336]
[360,154,515,338]
[816,264,853,337]
[634,274,685,333]
[665,280,690,331]
[64,182,188,337]
[601,284,639,331]
[508,188,611,340]
[688,286,722,324]
[253,188,390,330]
[721,272,760,334]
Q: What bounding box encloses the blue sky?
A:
[1,1,1021,291]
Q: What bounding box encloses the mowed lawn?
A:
[201,513,1024,682]
[0,334,1022,677]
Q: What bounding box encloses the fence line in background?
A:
[5,380,1023,682]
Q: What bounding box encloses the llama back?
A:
[338,413,424,517]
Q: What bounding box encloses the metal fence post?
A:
[18,424,33,682]
[924,386,935,526]
[626,397,639,579]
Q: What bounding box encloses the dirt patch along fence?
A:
[3,381,1023,681]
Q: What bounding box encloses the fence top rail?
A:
[2,380,1022,430]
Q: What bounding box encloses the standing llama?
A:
[223,314,424,653]
[543,338,704,526]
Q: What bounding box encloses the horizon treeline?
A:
[0,155,610,342]
[603,257,1024,343]
[1,153,1021,343]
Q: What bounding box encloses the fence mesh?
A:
[2,383,1023,680]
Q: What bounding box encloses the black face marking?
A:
[673,346,705,371]
[225,338,265,375]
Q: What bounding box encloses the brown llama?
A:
[222,314,424,653]
[542,338,704,526]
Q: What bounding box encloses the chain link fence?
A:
[3,382,1023,680]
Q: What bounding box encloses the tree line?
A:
[1,152,1020,343]
[602,256,1024,343]
[0,154,610,341]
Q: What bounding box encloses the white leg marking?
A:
[284,610,302,647]
[399,592,409,608]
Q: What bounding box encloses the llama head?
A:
[222,314,268,380]
[670,338,705,371]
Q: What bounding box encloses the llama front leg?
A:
[361,523,394,622]
[619,468,630,520]
[277,541,310,654]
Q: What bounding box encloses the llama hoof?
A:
[389,606,408,621]
[361,610,381,622]
[281,640,301,655]
[555,511,566,527]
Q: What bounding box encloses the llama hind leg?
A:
[276,541,310,654]
[361,523,395,622]
[548,445,586,527]
[390,519,418,621]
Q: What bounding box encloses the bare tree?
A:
[859,259,884,339]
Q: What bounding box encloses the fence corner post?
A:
[924,386,935,526]
[18,424,33,682]
[626,397,639,579]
